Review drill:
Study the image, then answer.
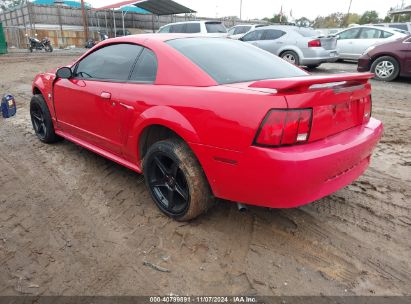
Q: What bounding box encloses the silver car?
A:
[240,26,338,68]
[334,26,407,60]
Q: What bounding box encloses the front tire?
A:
[281,50,300,66]
[143,138,214,221]
[30,94,62,143]
[371,56,400,82]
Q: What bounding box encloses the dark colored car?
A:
[357,35,411,81]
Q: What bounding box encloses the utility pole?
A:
[81,0,89,42]
[345,0,353,26]
[239,0,243,20]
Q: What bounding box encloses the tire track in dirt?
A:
[0,57,410,296]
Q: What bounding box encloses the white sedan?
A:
[334,26,407,60]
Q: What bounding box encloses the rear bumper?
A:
[191,118,383,208]
[357,54,372,72]
[301,49,339,65]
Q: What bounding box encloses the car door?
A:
[352,28,383,58]
[53,43,144,155]
[404,37,411,75]
[336,28,361,59]
[116,48,159,163]
[257,29,286,54]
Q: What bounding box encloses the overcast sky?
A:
[90,0,407,20]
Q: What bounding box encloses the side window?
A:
[381,31,394,38]
[130,48,158,83]
[263,29,285,40]
[241,30,264,41]
[359,28,382,39]
[159,25,171,33]
[338,28,361,40]
[170,24,185,33]
[74,44,143,81]
[186,23,201,33]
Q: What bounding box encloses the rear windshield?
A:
[295,27,319,37]
[167,38,307,84]
[205,22,227,33]
[389,24,408,31]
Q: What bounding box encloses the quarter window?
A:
[74,44,143,81]
[130,48,158,83]
[381,31,394,38]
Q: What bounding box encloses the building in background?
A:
[0,0,255,50]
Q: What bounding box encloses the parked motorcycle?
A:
[27,34,53,52]
[85,39,97,49]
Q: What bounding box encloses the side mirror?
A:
[56,67,72,79]
[239,37,244,41]
[334,35,340,40]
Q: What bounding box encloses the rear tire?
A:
[143,138,214,221]
[30,94,62,143]
[371,56,400,82]
[281,50,300,66]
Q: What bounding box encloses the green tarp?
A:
[0,22,7,54]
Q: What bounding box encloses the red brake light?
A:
[308,39,321,47]
[363,96,372,123]
[255,109,312,147]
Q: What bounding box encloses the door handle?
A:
[100,92,111,99]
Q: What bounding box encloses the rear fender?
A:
[124,106,200,164]
[278,45,304,60]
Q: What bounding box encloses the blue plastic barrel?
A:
[1,95,16,118]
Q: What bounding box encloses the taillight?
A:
[363,96,372,123]
[255,109,313,147]
[308,39,321,47]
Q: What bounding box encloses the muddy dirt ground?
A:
[0,53,410,296]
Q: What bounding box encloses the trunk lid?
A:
[319,37,337,50]
[249,73,373,142]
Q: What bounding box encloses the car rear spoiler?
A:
[249,73,374,93]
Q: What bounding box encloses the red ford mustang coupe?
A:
[31,34,383,221]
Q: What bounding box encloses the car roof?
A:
[160,20,222,27]
[100,33,224,44]
[233,24,263,27]
[336,25,405,34]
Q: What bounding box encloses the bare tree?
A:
[0,0,25,11]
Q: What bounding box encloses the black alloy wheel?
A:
[146,152,190,216]
[143,138,214,221]
[30,94,62,143]
[30,102,47,141]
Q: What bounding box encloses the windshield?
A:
[205,22,227,33]
[167,38,307,85]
